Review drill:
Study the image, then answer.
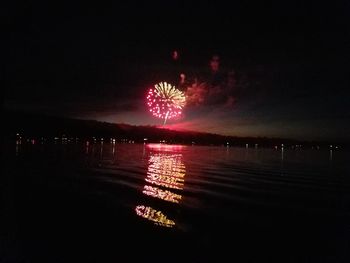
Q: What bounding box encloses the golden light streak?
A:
[135,205,175,228]
[145,153,185,190]
[142,185,182,203]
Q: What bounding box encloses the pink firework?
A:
[147,82,186,125]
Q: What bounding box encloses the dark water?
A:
[2,142,350,262]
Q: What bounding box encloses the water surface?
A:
[2,142,350,262]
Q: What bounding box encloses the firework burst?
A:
[147,82,186,125]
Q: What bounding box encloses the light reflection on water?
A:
[136,144,186,227]
[135,205,175,228]
[145,153,185,190]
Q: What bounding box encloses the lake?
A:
[2,142,350,262]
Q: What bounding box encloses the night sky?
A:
[5,1,350,141]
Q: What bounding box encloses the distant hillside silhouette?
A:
[4,110,344,148]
